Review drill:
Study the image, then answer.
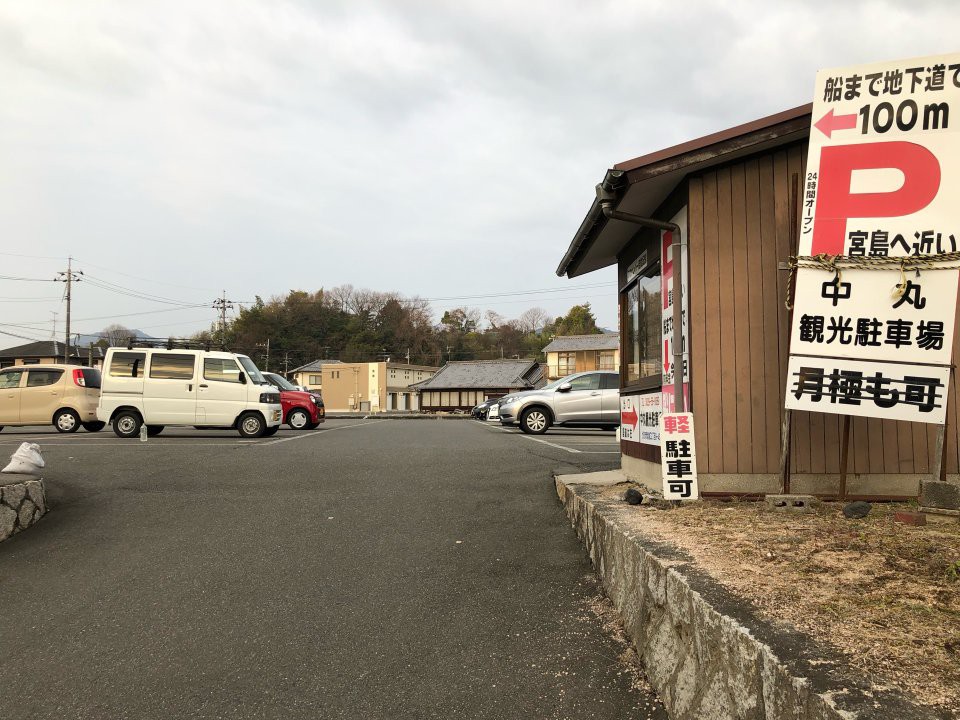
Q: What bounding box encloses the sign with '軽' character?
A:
[660,412,698,500]
[785,52,960,425]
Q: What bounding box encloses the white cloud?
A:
[0,0,958,340]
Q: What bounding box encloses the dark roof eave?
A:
[556,103,813,279]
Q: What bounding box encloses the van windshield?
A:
[237,356,268,385]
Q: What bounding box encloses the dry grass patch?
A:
[600,488,960,716]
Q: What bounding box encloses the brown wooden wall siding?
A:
[688,143,960,476]
[621,433,661,462]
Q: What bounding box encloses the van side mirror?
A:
[558,382,572,393]
[239,373,247,385]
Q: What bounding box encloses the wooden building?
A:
[415,359,545,413]
[542,333,619,380]
[556,104,960,499]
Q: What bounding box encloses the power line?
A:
[82,273,206,307]
[73,258,219,293]
[0,274,58,282]
[3,304,211,328]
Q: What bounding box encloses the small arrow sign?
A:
[663,339,670,373]
[621,407,638,427]
[814,108,858,138]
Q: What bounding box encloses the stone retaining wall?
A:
[0,474,47,542]
[556,475,935,720]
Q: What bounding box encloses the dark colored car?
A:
[262,372,325,430]
[471,398,496,420]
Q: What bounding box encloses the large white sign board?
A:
[785,53,960,424]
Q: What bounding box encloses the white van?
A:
[98,346,283,438]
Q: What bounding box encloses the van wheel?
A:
[237,412,266,438]
[112,411,143,438]
[146,425,165,437]
[287,408,311,430]
[520,407,551,435]
[54,409,81,433]
[82,421,106,432]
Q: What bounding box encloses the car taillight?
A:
[73,369,86,387]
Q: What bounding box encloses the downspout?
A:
[596,184,687,414]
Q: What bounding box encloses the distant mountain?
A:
[75,328,156,347]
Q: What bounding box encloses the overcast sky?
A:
[1,0,958,345]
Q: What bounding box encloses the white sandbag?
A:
[1,442,45,474]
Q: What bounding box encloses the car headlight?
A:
[502,396,517,405]
[259,392,281,404]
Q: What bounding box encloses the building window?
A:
[599,350,615,370]
[557,352,575,376]
[623,262,661,388]
[309,374,321,384]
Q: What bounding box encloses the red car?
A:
[262,372,325,430]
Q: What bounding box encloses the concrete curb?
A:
[556,475,937,720]
[0,473,47,543]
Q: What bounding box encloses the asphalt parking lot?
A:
[0,418,664,720]
[482,421,621,456]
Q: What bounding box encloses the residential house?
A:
[0,341,105,369]
[542,333,619,380]
[289,359,343,393]
[415,359,545,413]
[321,362,438,412]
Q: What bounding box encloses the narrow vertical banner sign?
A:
[661,207,689,414]
[785,52,960,424]
[660,412,698,500]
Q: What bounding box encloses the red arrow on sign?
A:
[663,339,670,373]
[621,407,638,427]
[815,108,858,138]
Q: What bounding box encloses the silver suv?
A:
[498,371,620,434]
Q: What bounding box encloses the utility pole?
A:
[212,290,235,347]
[257,339,270,371]
[55,257,83,364]
[405,348,410,364]
[283,351,290,375]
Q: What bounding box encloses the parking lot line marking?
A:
[0,440,249,450]
[258,419,388,446]
[518,435,582,454]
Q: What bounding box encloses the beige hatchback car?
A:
[0,364,104,433]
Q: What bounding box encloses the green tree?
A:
[550,303,601,336]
